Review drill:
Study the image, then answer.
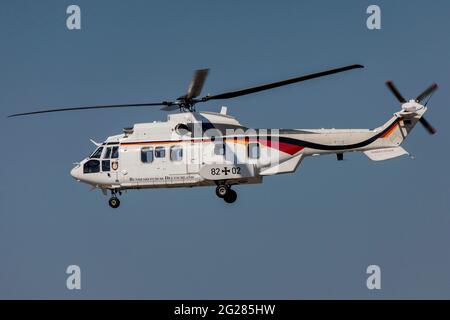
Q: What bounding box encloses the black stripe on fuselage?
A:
[118,118,400,151]
[279,118,400,151]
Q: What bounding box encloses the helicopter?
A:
[8,64,438,208]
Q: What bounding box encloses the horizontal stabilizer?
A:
[364,147,409,161]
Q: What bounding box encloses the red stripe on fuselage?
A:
[236,138,304,155]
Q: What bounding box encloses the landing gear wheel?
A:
[109,197,120,208]
[224,189,237,204]
[216,185,228,198]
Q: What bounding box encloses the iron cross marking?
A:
[222,167,230,175]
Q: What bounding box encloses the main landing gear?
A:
[215,184,237,204]
[108,189,122,209]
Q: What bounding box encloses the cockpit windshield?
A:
[90,147,103,159]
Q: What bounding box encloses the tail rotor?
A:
[385,81,438,135]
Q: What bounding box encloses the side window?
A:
[102,160,110,172]
[214,143,225,156]
[141,147,154,163]
[155,146,166,158]
[111,146,119,159]
[170,146,183,161]
[248,143,260,159]
[83,160,100,173]
[90,147,103,159]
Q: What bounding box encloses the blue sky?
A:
[1,0,450,299]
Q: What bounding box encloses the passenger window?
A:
[104,147,112,159]
[248,143,260,159]
[102,160,111,172]
[141,147,154,163]
[111,146,119,159]
[155,146,166,158]
[214,143,225,156]
[83,160,100,173]
[170,146,183,161]
[90,147,103,159]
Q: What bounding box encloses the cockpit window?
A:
[102,160,110,172]
[90,147,103,159]
[104,147,112,159]
[83,159,100,173]
[111,146,119,159]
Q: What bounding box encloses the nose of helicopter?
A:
[70,165,82,181]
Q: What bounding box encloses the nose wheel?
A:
[108,189,121,208]
[215,184,237,204]
[109,197,120,208]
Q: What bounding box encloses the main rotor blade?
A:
[419,117,436,135]
[186,69,209,99]
[7,102,172,118]
[201,64,364,101]
[415,83,438,103]
[161,104,180,111]
[386,81,406,103]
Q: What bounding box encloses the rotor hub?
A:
[401,100,423,113]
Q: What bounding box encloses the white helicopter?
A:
[9,65,438,208]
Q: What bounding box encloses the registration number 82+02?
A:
[210,167,241,176]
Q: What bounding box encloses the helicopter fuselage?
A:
[70,108,423,197]
[9,64,437,208]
